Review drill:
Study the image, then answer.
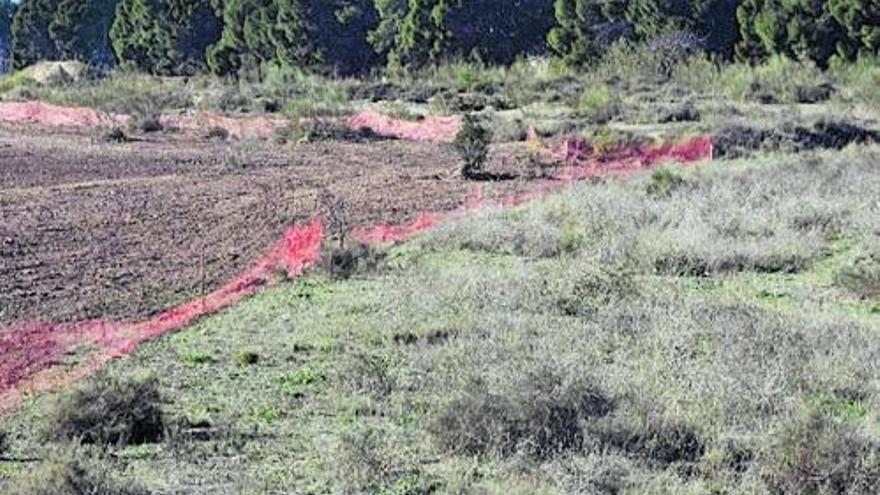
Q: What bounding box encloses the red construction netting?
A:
[351,135,714,245]
[0,102,294,139]
[0,219,323,412]
[0,102,714,413]
[158,112,292,140]
[552,135,714,180]
[348,111,461,143]
[0,101,130,128]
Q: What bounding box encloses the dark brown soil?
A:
[0,124,534,325]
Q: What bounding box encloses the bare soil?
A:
[0,124,534,326]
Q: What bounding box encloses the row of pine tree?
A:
[0,0,877,76]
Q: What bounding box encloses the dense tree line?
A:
[110,0,221,75]
[549,0,741,66]
[737,0,880,67]
[12,0,118,69]
[6,0,879,76]
[371,0,554,69]
[206,0,378,76]
[0,0,15,73]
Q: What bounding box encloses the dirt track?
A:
[0,124,532,326]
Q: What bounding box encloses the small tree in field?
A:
[453,114,493,180]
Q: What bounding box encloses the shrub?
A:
[762,413,880,495]
[836,251,880,300]
[596,414,706,465]
[430,366,615,458]
[205,126,229,141]
[25,72,194,116]
[138,115,163,133]
[452,114,493,180]
[712,121,880,159]
[42,375,164,447]
[646,166,688,198]
[304,119,378,143]
[553,262,637,317]
[0,429,8,456]
[180,350,215,365]
[659,102,700,123]
[578,84,620,124]
[339,351,401,399]
[324,243,384,280]
[103,127,128,143]
[335,424,430,495]
[0,71,36,94]
[234,351,260,366]
[714,55,829,104]
[7,447,150,495]
[649,30,706,79]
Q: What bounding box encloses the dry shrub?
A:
[836,251,880,300]
[554,263,638,317]
[306,119,378,142]
[335,424,433,495]
[762,414,880,495]
[138,115,163,133]
[325,244,384,280]
[430,366,614,459]
[102,127,128,143]
[42,375,164,447]
[713,121,880,159]
[595,415,705,465]
[8,447,149,495]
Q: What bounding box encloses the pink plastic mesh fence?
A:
[0,103,713,413]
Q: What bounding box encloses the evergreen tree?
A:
[0,0,14,73]
[50,0,119,67]
[11,0,62,69]
[0,1,13,45]
[736,0,876,66]
[207,0,378,76]
[372,0,554,70]
[446,0,555,64]
[827,0,880,59]
[550,0,741,66]
[548,0,629,67]
[206,0,279,76]
[111,0,221,75]
[314,0,380,74]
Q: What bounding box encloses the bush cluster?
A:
[430,367,615,458]
[42,375,165,447]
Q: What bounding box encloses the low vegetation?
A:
[0,3,877,494]
[7,447,150,495]
[1,144,877,493]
